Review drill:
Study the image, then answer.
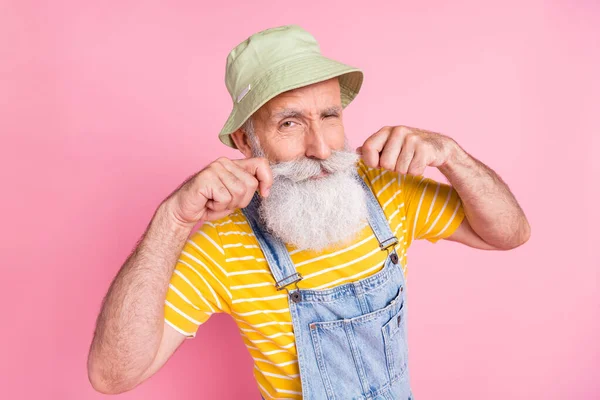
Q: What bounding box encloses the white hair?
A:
[240,118,368,252]
[241,117,265,157]
[260,149,368,251]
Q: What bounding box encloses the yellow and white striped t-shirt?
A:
[164,161,465,399]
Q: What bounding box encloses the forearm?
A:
[87,199,193,392]
[439,140,530,249]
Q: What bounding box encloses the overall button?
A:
[390,253,399,264]
[290,291,301,303]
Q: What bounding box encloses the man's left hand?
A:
[357,125,457,175]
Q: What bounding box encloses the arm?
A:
[87,200,192,394]
[359,125,530,250]
[439,141,530,250]
[439,140,531,250]
[87,157,272,394]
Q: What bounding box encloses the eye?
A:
[281,121,296,128]
[324,114,338,119]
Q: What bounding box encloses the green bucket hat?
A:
[218,24,364,149]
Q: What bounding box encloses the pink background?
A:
[1,1,598,399]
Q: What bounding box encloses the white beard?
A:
[258,150,369,252]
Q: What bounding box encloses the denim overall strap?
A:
[241,192,302,290]
[356,173,399,251]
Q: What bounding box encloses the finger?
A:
[233,158,273,197]
[360,127,392,168]
[395,135,417,175]
[406,146,428,176]
[210,162,248,210]
[205,173,233,213]
[379,126,407,171]
[218,159,260,207]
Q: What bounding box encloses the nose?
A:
[304,127,331,160]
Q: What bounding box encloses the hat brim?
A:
[218,54,363,149]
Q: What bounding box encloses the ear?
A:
[230,129,253,158]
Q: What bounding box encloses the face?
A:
[232,78,345,162]
[229,77,367,252]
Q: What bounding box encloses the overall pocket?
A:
[309,285,408,399]
[382,300,408,381]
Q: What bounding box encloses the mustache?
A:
[269,149,360,183]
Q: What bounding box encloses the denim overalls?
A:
[243,174,414,400]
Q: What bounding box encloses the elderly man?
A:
[88,25,530,399]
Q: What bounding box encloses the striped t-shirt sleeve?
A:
[164,223,231,339]
[400,173,465,245]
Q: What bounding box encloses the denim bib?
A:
[243,174,414,400]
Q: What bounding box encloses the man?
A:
[87,25,530,399]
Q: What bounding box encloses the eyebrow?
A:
[272,106,342,120]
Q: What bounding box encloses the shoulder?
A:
[181,211,260,283]
[357,160,402,201]
[196,210,254,248]
[201,210,251,233]
[200,209,261,259]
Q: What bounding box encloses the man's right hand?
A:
[165,157,273,226]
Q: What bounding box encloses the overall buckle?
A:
[275,272,303,291]
[379,236,399,251]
